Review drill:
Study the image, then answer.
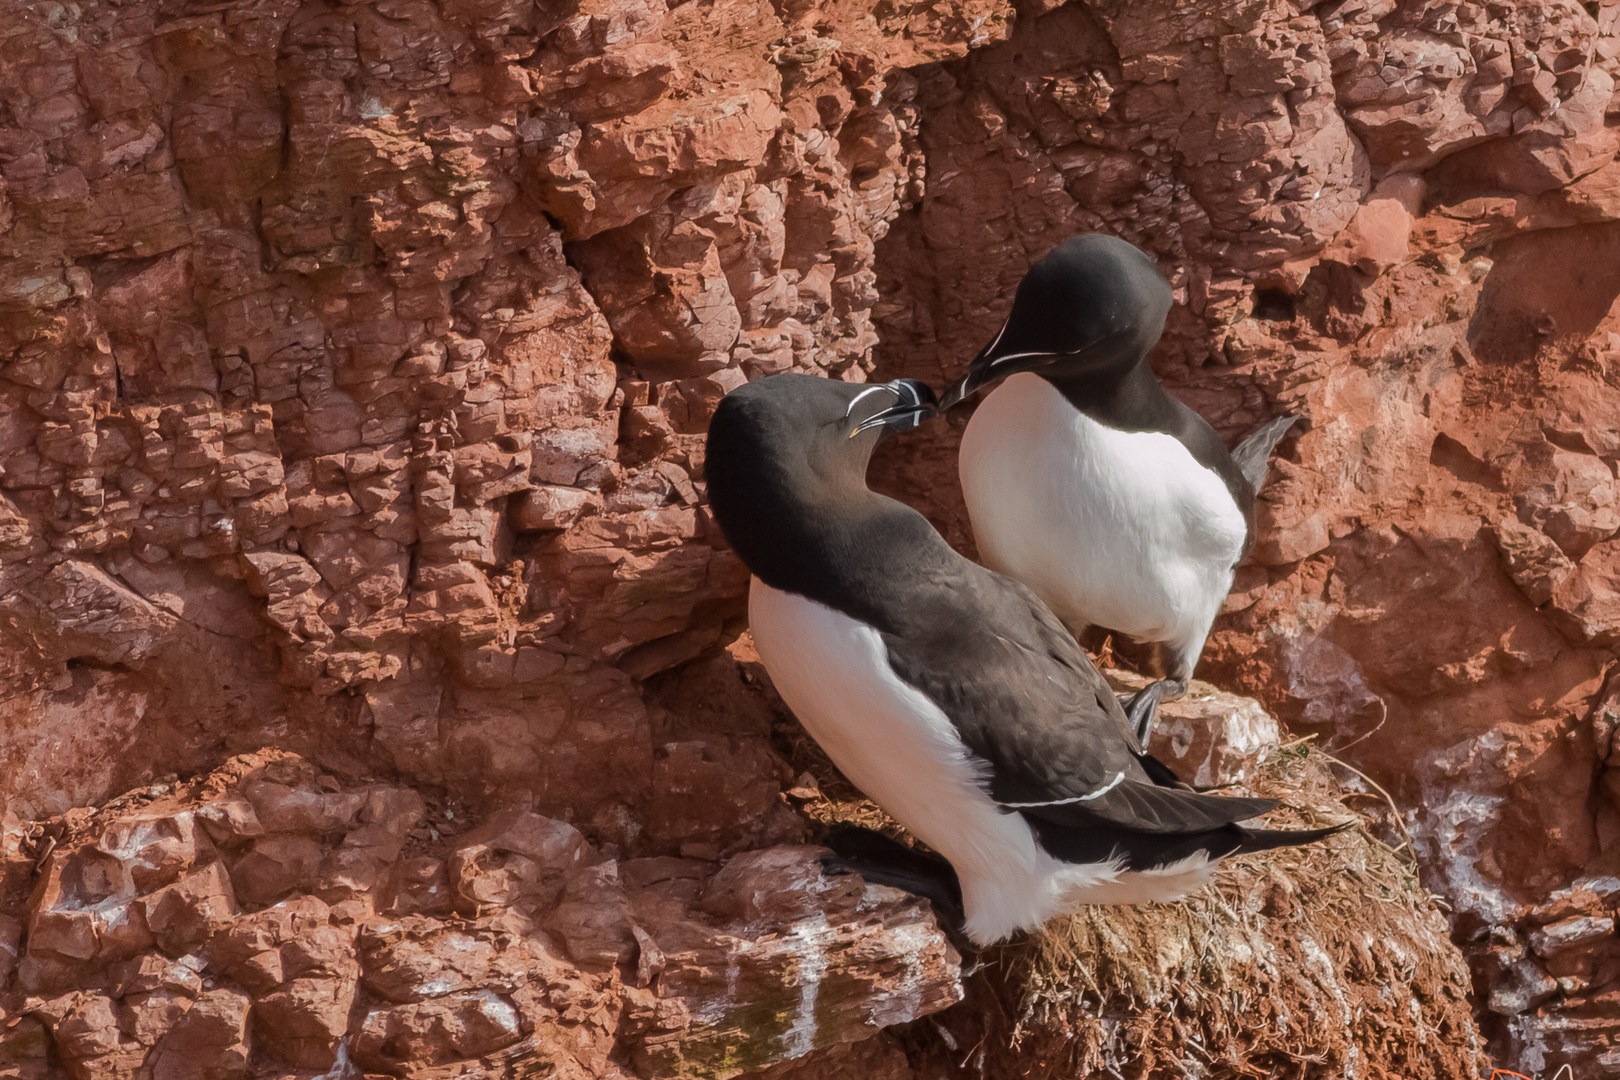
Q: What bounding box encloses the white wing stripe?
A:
[998,769,1125,808]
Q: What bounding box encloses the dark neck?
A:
[1042,358,1174,432]
[711,460,952,632]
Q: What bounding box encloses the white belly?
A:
[748,576,1217,943]
[959,373,1247,677]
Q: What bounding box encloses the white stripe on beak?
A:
[843,384,900,420]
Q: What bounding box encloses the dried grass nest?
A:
[786,734,1484,1080]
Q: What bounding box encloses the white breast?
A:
[959,373,1247,678]
[748,576,1219,943]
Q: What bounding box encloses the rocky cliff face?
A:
[0,0,1614,1073]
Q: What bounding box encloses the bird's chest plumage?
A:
[959,374,1247,644]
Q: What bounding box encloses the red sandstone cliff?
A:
[0,0,1616,1074]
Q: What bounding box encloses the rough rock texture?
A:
[0,0,1614,1072]
[1,750,960,1078]
[863,1,1620,1072]
[1,670,1473,1079]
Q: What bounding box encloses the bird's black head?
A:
[705,374,937,584]
[940,234,1173,409]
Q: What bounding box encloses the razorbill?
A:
[704,373,1339,944]
[939,235,1298,741]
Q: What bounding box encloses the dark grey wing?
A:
[1231,415,1299,493]
[881,572,1277,836]
[881,574,1135,804]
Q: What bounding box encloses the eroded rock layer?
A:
[0,0,1616,1071]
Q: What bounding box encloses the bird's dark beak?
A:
[848,379,939,438]
[937,335,1011,411]
[937,324,1134,411]
[937,322,1059,411]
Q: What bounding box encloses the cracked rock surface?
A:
[0,0,1618,1072]
[2,751,959,1078]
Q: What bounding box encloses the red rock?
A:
[237,950,285,995]
[1494,517,1576,607]
[313,845,389,900]
[511,485,599,532]
[455,808,588,871]
[0,1015,53,1076]
[1529,915,1616,959]
[242,781,366,835]
[211,894,332,972]
[27,908,99,963]
[194,799,264,844]
[93,810,209,894]
[1109,671,1281,788]
[118,989,193,1046]
[229,836,327,907]
[1544,868,1620,913]
[115,954,204,999]
[359,916,507,1003]
[4,0,1620,1070]
[352,990,524,1070]
[47,993,124,1060]
[449,808,590,910]
[253,971,358,1070]
[630,846,961,1079]
[1549,538,1620,645]
[390,857,452,916]
[345,787,426,854]
[0,911,22,985]
[545,862,636,970]
[1326,195,1413,277]
[147,989,250,1080]
[141,863,239,956]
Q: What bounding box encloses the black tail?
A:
[1231,414,1300,492]
[820,824,965,932]
[1232,819,1354,855]
[1029,816,1353,871]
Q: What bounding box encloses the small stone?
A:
[352,990,523,1070]
[194,799,264,843]
[140,863,239,956]
[546,862,637,970]
[510,485,596,532]
[1528,914,1616,958]
[1493,518,1575,606]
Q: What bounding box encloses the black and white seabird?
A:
[939,235,1298,741]
[705,373,1339,944]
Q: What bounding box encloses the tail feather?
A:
[1231,414,1300,492]
[1232,819,1354,856]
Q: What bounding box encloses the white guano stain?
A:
[1410,728,1520,925]
[1506,1013,1550,1074]
[778,915,831,1060]
[1280,629,1381,733]
[864,917,937,1029]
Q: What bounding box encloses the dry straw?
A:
[790,734,1485,1080]
[984,744,1483,1079]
